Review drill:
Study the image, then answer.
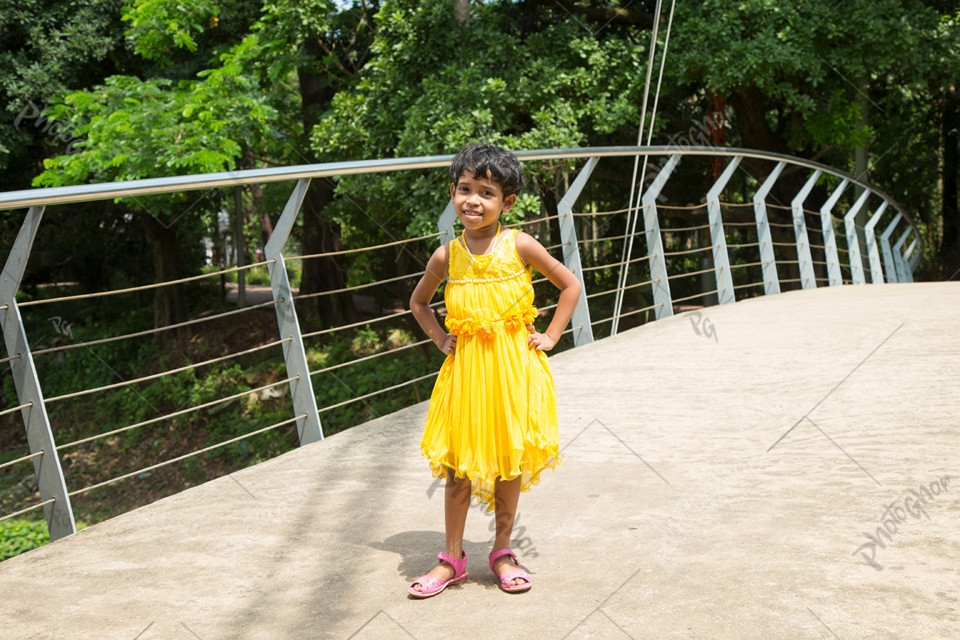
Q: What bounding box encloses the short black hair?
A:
[449,143,526,197]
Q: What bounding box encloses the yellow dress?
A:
[421,228,561,511]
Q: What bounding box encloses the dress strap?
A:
[508,227,529,269]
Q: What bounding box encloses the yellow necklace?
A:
[461,223,501,259]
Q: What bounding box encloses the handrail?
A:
[0,146,919,238]
[0,144,924,545]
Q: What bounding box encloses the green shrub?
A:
[0,519,50,561]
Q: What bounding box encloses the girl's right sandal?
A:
[488,548,532,593]
[408,551,468,598]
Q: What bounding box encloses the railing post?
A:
[556,157,597,346]
[752,161,784,296]
[264,179,324,445]
[792,171,821,290]
[893,227,913,284]
[907,238,922,273]
[903,238,920,281]
[843,189,870,285]
[863,202,888,283]
[0,206,77,540]
[706,155,740,304]
[642,154,680,320]
[437,201,457,247]
[880,212,903,283]
[819,178,847,286]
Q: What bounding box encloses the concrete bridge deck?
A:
[1,282,958,639]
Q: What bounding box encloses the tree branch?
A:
[527,0,656,29]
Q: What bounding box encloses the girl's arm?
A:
[410,244,456,355]
[515,231,582,351]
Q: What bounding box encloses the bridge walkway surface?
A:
[1,283,957,639]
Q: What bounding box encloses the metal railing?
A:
[0,146,922,541]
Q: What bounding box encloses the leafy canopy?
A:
[311,0,649,236]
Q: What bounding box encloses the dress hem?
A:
[421,446,562,513]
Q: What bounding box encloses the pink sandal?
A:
[489,549,532,593]
[408,551,468,598]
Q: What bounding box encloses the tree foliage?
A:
[2,0,958,295]
[671,0,959,248]
[0,0,128,187]
[312,0,649,237]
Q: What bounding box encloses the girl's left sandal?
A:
[408,551,469,599]
[488,548,532,593]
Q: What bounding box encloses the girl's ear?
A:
[449,183,456,201]
[502,193,517,212]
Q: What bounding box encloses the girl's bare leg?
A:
[492,475,526,587]
[411,469,471,593]
[444,468,472,558]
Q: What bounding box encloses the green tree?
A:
[0,0,128,189]
[303,0,655,323]
[671,0,960,266]
[312,0,651,233]
[33,2,272,326]
[27,0,382,327]
[0,0,136,294]
[245,0,381,326]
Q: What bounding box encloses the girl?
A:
[408,143,581,597]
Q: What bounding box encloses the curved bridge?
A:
[0,146,928,541]
[1,281,957,639]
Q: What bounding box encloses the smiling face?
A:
[450,169,517,234]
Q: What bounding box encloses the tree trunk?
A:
[728,85,791,157]
[535,174,562,251]
[728,89,833,284]
[298,179,357,326]
[234,185,246,308]
[260,213,274,253]
[525,0,655,28]
[729,86,811,223]
[853,86,871,266]
[296,37,357,327]
[139,213,187,330]
[454,0,470,26]
[941,83,959,258]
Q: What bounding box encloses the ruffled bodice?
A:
[444,230,538,338]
